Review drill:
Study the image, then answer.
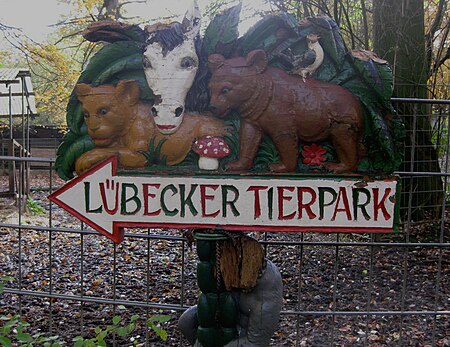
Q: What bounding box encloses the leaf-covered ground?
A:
[0,173,449,346]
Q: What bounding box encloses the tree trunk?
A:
[373,0,443,221]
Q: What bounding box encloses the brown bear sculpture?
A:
[208,49,364,174]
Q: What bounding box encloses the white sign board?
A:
[49,157,400,243]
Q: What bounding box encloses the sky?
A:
[0,0,271,43]
[0,0,67,41]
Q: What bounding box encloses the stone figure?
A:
[179,260,283,347]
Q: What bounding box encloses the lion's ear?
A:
[246,49,268,74]
[75,83,92,101]
[208,54,225,73]
[115,80,140,105]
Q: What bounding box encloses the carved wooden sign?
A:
[51,3,404,243]
[49,156,400,243]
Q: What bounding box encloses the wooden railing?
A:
[0,138,30,199]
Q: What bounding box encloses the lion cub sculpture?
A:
[208,49,364,173]
[75,80,153,174]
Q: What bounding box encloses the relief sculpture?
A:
[74,80,153,174]
[55,3,404,180]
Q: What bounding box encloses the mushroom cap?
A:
[192,136,231,159]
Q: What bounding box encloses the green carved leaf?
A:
[119,24,146,43]
[334,52,405,173]
[55,133,95,180]
[238,13,298,58]
[105,69,153,101]
[93,53,143,84]
[66,94,83,134]
[202,3,242,56]
[96,23,145,43]
[79,41,142,84]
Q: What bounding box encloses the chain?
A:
[215,240,221,290]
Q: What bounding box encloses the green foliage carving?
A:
[139,137,167,167]
[202,3,242,57]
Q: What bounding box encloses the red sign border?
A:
[49,156,125,243]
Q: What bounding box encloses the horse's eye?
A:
[83,111,90,118]
[143,56,152,69]
[181,56,196,69]
[99,108,108,116]
[221,87,231,95]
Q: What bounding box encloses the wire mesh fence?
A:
[0,98,449,346]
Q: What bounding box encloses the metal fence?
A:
[0,98,449,346]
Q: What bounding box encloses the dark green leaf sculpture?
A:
[202,3,241,57]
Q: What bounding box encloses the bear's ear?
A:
[75,83,92,101]
[208,54,225,73]
[246,49,268,74]
[115,80,140,105]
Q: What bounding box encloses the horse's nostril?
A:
[151,107,158,117]
[175,107,183,117]
[209,105,217,113]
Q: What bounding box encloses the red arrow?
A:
[49,157,126,243]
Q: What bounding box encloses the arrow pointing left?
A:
[48,156,125,243]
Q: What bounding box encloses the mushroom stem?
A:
[198,156,219,170]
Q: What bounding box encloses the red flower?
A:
[302,144,327,166]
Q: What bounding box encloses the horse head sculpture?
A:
[143,1,201,134]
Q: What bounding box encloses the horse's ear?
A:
[246,50,268,74]
[75,83,92,101]
[115,80,140,105]
[181,0,201,39]
[208,54,226,73]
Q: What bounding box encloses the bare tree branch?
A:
[425,0,447,76]
[360,0,369,49]
[339,0,355,48]
[54,30,84,45]
[434,44,450,72]
[428,0,446,38]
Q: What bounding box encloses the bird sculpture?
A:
[293,33,324,81]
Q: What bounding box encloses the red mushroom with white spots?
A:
[192,136,230,170]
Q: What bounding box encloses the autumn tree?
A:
[373,0,449,219]
[0,0,146,125]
